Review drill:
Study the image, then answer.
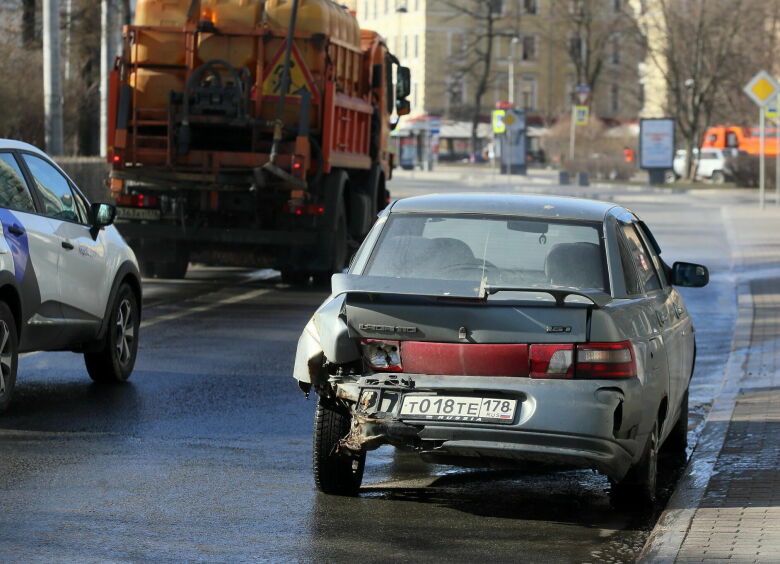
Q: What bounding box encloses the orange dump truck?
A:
[701,126,779,156]
[108,0,410,281]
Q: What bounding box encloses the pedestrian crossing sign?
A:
[575,106,589,126]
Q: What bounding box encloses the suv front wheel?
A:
[85,283,140,383]
[0,302,18,413]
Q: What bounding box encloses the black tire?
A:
[0,302,19,414]
[611,421,659,507]
[85,284,140,383]
[664,387,689,457]
[312,206,348,287]
[313,397,365,495]
[711,170,726,184]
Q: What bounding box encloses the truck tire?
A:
[313,206,347,287]
[84,283,140,383]
[313,397,365,496]
[0,302,18,414]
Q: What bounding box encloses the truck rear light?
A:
[283,203,325,215]
[361,339,402,372]
[575,342,636,379]
[529,344,574,379]
[116,193,159,208]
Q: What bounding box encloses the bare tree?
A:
[547,0,636,99]
[637,0,766,179]
[437,0,516,155]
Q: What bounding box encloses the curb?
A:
[638,280,753,562]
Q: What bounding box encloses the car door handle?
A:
[7,224,24,236]
[61,241,74,251]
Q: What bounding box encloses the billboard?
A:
[639,118,675,169]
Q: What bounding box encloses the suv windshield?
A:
[364,213,607,291]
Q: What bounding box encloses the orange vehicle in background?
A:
[701,126,779,156]
[107,0,410,282]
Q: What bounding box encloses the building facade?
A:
[351,0,643,125]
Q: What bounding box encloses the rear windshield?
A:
[364,213,607,291]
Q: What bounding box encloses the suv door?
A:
[20,153,110,344]
[0,151,63,350]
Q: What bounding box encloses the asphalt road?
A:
[0,172,744,563]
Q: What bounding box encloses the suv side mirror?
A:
[671,261,709,287]
[91,202,116,229]
[396,66,411,99]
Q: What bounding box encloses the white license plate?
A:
[117,207,161,221]
[400,395,517,424]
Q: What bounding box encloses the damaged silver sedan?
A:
[293,194,708,503]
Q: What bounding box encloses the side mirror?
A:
[671,261,709,287]
[91,202,117,229]
[396,98,411,116]
[396,66,411,99]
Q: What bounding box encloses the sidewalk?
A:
[641,204,780,562]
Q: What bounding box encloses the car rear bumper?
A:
[340,373,649,481]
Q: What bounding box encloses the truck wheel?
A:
[711,170,726,184]
[313,397,365,496]
[0,302,18,414]
[610,421,659,507]
[85,284,140,383]
[664,388,689,459]
[312,205,348,287]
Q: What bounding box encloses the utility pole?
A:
[64,0,72,82]
[43,0,64,156]
[100,0,114,158]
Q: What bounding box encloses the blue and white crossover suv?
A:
[0,140,142,412]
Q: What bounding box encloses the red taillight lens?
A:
[529,344,574,379]
[116,193,158,208]
[576,341,636,379]
[360,339,402,372]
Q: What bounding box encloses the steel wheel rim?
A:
[115,298,135,366]
[0,320,10,397]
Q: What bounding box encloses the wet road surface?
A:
[0,176,742,562]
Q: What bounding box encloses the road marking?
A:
[140,287,272,329]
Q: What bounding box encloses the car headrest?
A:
[430,237,476,264]
[544,242,604,289]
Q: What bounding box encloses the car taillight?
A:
[529,344,574,379]
[576,341,636,379]
[361,339,402,372]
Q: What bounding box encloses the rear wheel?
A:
[0,302,18,414]
[85,284,140,383]
[711,170,726,184]
[664,388,689,458]
[313,397,365,495]
[611,421,659,507]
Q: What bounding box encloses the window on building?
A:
[412,81,418,107]
[404,35,408,57]
[373,0,377,18]
[522,36,537,60]
[614,0,621,11]
[638,83,645,108]
[611,84,620,113]
[414,0,419,11]
[384,0,388,14]
[569,36,585,64]
[524,0,537,14]
[449,80,465,107]
[521,75,537,110]
[569,0,583,14]
[611,35,620,64]
[364,0,369,17]
[414,35,419,58]
[488,0,504,15]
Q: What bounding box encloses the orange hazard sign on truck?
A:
[262,41,320,103]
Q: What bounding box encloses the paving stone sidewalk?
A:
[675,278,780,563]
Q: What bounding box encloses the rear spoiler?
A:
[331,274,611,307]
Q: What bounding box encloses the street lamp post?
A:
[506,37,519,178]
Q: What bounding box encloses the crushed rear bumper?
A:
[338,373,648,481]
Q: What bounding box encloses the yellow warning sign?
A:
[262,42,319,101]
[492,110,506,134]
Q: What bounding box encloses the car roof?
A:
[0,139,48,158]
[389,193,620,222]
